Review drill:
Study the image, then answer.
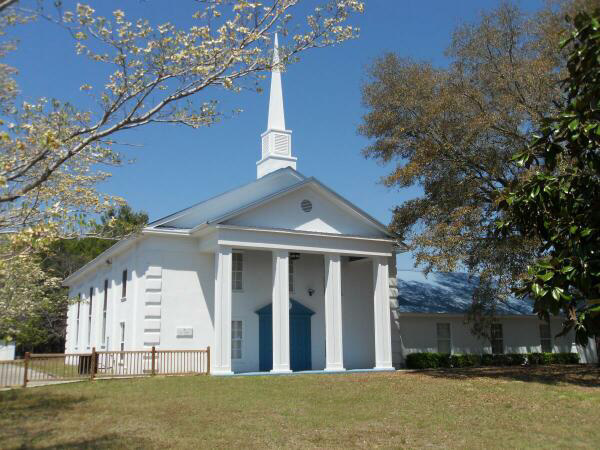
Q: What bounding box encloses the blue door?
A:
[256,300,314,372]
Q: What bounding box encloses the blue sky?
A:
[7,0,544,269]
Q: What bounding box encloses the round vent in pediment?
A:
[300,199,312,213]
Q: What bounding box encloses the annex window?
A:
[436,323,451,354]
[121,269,128,300]
[75,293,81,347]
[232,320,243,359]
[87,287,93,347]
[289,259,295,293]
[539,322,552,353]
[491,323,504,355]
[232,253,243,291]
[102,279,108,345]
[119,322,125,362]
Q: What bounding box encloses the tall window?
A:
[75,294,81,347]
[87,287,93,347]
[102,279,108,345]
[121,269,127,299]
[436,323,451,354]
[232,253,243,291]
[232,320,243,359]
[491,323,504,354]
[539,322,552,353]
[119,322,125,362]
[289,259,295,293]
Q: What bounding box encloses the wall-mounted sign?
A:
[176,327,193,338]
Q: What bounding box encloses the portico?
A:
[207,225,396,375]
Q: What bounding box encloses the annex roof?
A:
[395,271,534,316]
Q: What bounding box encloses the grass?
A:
[1,365,599,448]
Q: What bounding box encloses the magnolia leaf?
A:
[551,287,564,301]
[538,271,554,282]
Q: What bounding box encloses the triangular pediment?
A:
[220,181,391,238]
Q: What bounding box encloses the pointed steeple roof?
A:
[257,33,296,179]
[267,33,286,131]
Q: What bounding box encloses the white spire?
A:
[257,33,296,179]
[267,33,286,131]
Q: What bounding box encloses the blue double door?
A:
[257,300,314,372]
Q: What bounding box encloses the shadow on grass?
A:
[416,365,600,388]
[0,390,88,447]
[0,390,87,415]
[0,390,156,449]
[36,433,154,449]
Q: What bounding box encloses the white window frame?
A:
[101,279,108,347]
[231,320,243,360]
[491,323,504,355]
[121,269,128,301]
[436,323,451,354]
[539,321,552,353]
[119,322,125,362]
[87,286,94,348]
[232,252,243,292]
[75,293,81,348]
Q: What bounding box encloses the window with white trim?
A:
[121,269,127,300]
[75,294,81,347]
[232,320,243,359]
[87,287,93,347]
[539,322,552,353]
[491,323,504,354]
[119,322,125,362]
[101,279,108,345]
[289,259,294,293]
[436,323,451,354]
[232,253,243,291]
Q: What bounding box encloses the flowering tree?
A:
[0,0,364,338]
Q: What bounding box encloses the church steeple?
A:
[257,33,297,179]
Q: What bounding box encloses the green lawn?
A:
[1,366,599,448]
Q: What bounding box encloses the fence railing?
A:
[0,346,210,388]
[0,359,25,388]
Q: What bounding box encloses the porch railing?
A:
[0,346,210,388]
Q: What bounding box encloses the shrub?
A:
[481,354,494,366]
[452,354,474,367]
[437,353,453,368]
[406,352,441,369]
[553,352,580,364]
[507,353,527,366]
[528,353,543,365]
[405,352,579,369]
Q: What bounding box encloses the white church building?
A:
[63,37,597,373]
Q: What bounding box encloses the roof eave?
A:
[62,227,194,287]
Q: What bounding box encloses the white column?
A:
[213,246,233,375]
[324,254,345,371]
[271,250,292,373]
[373,256,394,370]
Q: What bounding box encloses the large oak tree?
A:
[359,1,596,338]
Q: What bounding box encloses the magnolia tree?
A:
[497,10,600,346]
[0,0,364,338]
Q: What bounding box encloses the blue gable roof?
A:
[396,271,534,316]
